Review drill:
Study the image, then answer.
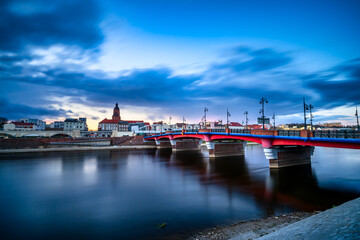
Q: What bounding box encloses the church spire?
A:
[112,103,121,121]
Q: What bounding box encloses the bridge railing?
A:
[230,129,252,134]
[155,129,360,140]
[277,130,301,137]
[313,130,360,139]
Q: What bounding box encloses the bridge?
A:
[144,129,360,168]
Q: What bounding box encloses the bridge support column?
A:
[264,146,314,168]
[155,140,172,148]
[206,141,246,158]
[72,130,81,138]
[170,139,201,151]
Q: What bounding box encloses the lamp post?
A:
[259,97,268,130]
[204,107,208,129]
[303,97,309,130]
[226,108,231,128]
[356,106,359,131]
[272,113,276,130]
[309,104,314,131]
[244,111,248,129]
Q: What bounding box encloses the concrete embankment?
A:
[0,135,157,154]
[0,145,157,154]
[229,197,360,240]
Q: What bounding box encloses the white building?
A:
[17,118,46,130]
[50,121,64,129]
[64,118,87,131]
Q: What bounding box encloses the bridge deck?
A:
[145,129,360,149]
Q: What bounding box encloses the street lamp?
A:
[303,97,309,130]
[259,97,268,130]
[244,111,249,129]
[309,104,314,131]
[356,106,359,131]
[204,107,208,129]
[272,113,276,130]
[226,108,231,128]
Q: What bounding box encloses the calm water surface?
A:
[0,145,359,239]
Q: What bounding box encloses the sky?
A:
[0,0,359,130]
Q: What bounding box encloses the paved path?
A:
[232,197,360,240]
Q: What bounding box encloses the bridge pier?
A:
[170,139,201,151]
[264,146,314,168]
[155,140,172,148]
[206,141,246,158]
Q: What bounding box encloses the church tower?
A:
[112,103,121,121]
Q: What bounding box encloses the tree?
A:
[0,117,8,129]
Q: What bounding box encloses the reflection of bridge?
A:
[145,129,360,168]
[156,149,359,213]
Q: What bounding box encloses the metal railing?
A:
[277,130,301,137]
[313,130,360,139]
[230,129,251,134]
[153,129,360,140]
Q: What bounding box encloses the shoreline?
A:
[188,211,319,240]
[0,145,157,154]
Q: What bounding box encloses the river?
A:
[0,145,359,239]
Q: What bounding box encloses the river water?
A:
[0,145,359,239]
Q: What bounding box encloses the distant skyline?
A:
[0,0,359,130]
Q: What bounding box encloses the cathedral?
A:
[98,103,146,131]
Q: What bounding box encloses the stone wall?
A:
[0,136,142,149]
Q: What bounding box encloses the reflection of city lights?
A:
[41,159,62,176]
[84,159,97,174]
[83,158,97,184]
[265,175,274,192]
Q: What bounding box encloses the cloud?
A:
[0,98,71,119]
[0,44,359,123]
[305,58,360,107]
[216,47,292,72]
[0,0,103,52]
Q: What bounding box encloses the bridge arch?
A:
[50,133,73,138]
[21,133,42,138]
[0,132,15,138]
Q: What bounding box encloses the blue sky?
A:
[0,0,359,129]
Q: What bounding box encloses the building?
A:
[98,119,120,131]
[119,121,129,131]
[228,122,244,130]
[98,103,144,132]
[50,121,64,129]
[3,123,15,131]
[64,118,87,131]
[98,103,122,131]
[7,122,35,130]
[321,122,343,128]
[17,118,46,130]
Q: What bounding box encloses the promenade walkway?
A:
[231,197,360,240]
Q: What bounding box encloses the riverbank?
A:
[0,145,157,154]
[191,196,360,239]
[189,211,319,240]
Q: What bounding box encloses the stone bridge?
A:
[0,130,80,138]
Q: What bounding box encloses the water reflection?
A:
[0,147,359,240]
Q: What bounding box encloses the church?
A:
[98,103,146,131]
